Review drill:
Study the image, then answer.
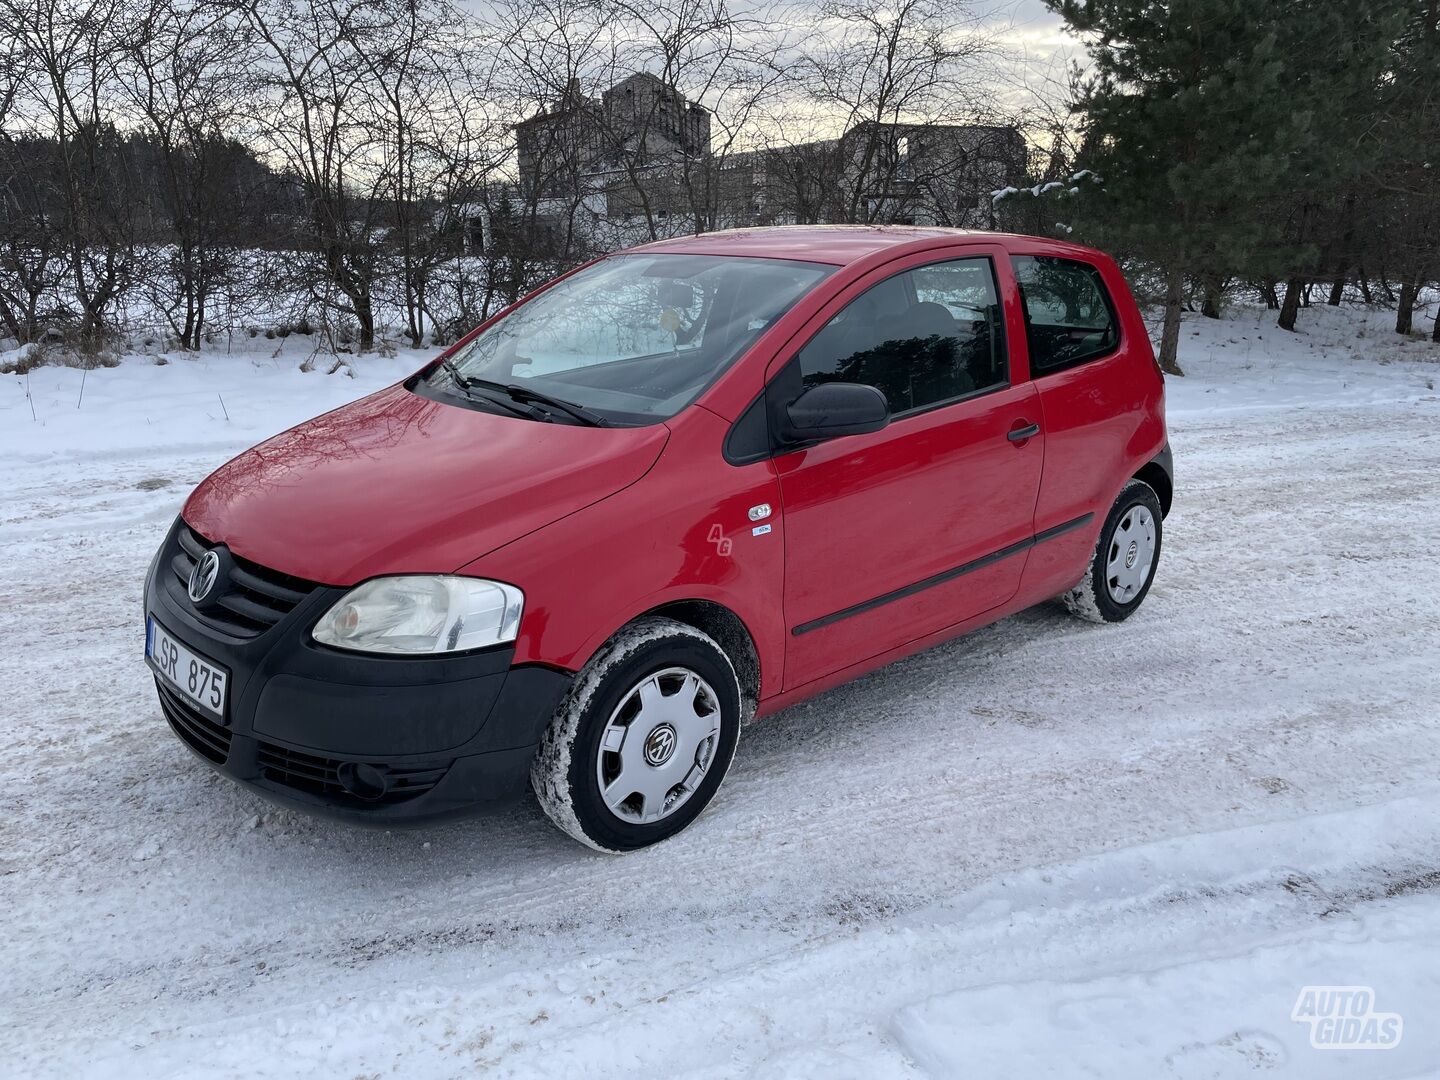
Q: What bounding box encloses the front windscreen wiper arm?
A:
[465,377,610,427]
[440,355,469,387]
[503,384,610,427]
[438,359,547,421]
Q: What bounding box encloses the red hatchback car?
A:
[144,226,1171,851]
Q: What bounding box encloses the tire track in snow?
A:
[1,400,1439,1075]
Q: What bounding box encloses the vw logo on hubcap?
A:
[1125,540,1139,570]
[188,549,222,604]
[643,724,678,767]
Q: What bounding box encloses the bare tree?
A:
[0,130,69,343]
[0,0,141,344]
[236,0,409,351]
[0,32,61,342]
[120,0,274,348]
[359,0,508,346]
[761,0,1003,226]
[609,0,788,236]
[486,0,610,299]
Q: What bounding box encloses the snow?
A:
[992,176,1090,202]
[3,302,1440,1078]
[890,797,1440,1078]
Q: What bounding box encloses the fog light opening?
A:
[337,761,389,801]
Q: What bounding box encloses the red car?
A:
[145,227,1171,852]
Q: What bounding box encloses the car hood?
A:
[183,384,669,585]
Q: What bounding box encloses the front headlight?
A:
[312,576,524,655]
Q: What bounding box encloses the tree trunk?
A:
[195,281,209,350]
[356,296,375,352]
[1278,278,1304,331]
[1260,280,1280,309]
[181,283,198,350]
[22,283,44,343]
[1433,307,1440,343]
[1328,277,1345,306]
[1158,265,1186,377]
[1396,281,1418,335]
[0,295,23,343]
[1201,275,1223,319]
[405,264,427,349]
[1358,271,1373,303]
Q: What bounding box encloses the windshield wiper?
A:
[440,355,469,387]
[466,377,610,427]
[438,359,544,421]
[502,384,610,427]
[437,361,609,427]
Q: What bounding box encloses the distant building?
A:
[515,73,711,198]
[719,122,1026,231]
[465,74,1025,255]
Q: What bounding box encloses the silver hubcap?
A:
[596,667,721,824]
[1106,504,1156,604]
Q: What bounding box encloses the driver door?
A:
[769,248,1044,690]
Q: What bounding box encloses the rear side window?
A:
[1012,256,1118,375]
[795,256,1007,415]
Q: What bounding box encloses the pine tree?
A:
[1377,1,1440,337]
[1048,0,1405,372]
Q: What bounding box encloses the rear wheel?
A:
[531,617,742,852]
[1062,479,1163,623]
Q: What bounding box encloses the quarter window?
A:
[794,257,1007,415]
[1011,255,1118,374]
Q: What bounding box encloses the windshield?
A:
[428,253,833,424]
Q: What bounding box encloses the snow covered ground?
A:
[2,303,1438,1078]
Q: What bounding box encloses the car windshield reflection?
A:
[429,253,833,425]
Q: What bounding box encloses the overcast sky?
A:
[992,0,1075,57]
[463,0,1087,137]
[941,0,1084,124]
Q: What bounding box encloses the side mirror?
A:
[782,382,890,443]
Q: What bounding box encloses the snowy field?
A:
[2,304,1439,1078]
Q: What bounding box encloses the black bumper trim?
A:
[157,680,232,764]
[145,516,574,823]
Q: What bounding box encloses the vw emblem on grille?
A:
[188,549,222,604]
[643,724,678,767]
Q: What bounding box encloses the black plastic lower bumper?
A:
[144,518,572,825]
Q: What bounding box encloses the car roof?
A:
[629,225,1072,267]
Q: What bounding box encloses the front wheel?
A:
[1062,479,1163,623]
[531,617,742,853]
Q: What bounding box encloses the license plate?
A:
[146,616,228,720]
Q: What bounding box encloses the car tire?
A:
[531,616,742,853]
[1062,479,1164,624]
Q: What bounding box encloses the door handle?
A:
[1007,422,1040,443]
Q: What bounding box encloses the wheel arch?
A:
[636,599,762,723]
[1132,444,1173,518]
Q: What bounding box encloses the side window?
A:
[1011,255,1118,374]
[794,257,1007,415]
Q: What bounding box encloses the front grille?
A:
[256,740,449,805]
[157,679,232,764]
[169,524,316,638]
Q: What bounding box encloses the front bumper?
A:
[144,518,572,825]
